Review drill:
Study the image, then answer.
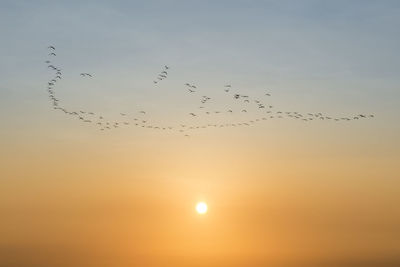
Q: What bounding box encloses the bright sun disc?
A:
[196,202,208,214]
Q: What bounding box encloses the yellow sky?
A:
[1,121,399,266]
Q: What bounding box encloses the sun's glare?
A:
[196,202,208,214]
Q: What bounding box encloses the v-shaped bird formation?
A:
[44,46,375,137]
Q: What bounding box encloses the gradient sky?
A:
[1,1,400,266]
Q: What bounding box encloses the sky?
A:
[1,1,400,266]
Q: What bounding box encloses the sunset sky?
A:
[1,1,400,266]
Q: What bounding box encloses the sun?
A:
[196,202,208,214]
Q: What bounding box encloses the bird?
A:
[48,46,55,50]
[42,51,375,135]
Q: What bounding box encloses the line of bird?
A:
[44,45,375,137]
[185,87,373,122]
[153,65,169,84]
[180,79,373,122]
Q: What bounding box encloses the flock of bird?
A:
[45,45,374,137]
[153,65,169,84]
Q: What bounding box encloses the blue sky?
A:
[1,0,400,132]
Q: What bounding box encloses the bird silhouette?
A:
[42,46,375,137]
